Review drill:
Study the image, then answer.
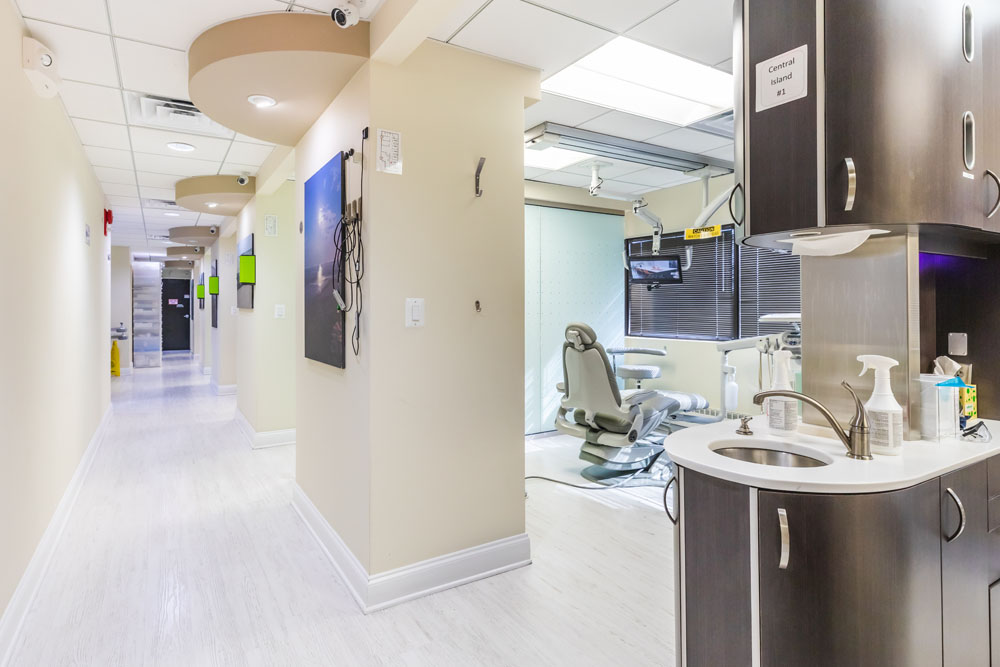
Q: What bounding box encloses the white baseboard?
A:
[291,484,531,614]
[234,410,295,449]
[0,404,113,666]
[202,366,212,376]
[211,380,236,395]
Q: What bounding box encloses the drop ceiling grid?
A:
[15,0,290,251]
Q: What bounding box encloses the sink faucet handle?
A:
[736,416,754,436]
[841,381,869,429]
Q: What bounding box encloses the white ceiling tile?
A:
[646,127,730,154]
[102,182,140,197]
[525,166,549,179]
[129,126,232,161]
[234,133,274,146]
[107,195,142,207]
[145,210,199,223]
[600,179,651,195]
[430,0,490,41]
[17,0,110,33]
[451,0,614,76]
[84,146,134,170]
[577,110,679,141]
[224,142,274,167]
[60,81,126,124]
[25,20,118,87]
[112,206,144,217]
[73,118,130,150]
[627,0,734,66]
[133,153,220,177]
[115,39,189,100]
[137,171,182,188]
[94,166,137,185]
[715,58,733,73]
[564,158,644,180]
[198,214,227,225]
[220,162,259,176]
[702,142,734,161]
[528,0,675,34]
[139,186,178,200]
[107,0,285,50]
[525,93,610,130]
[615,166,687,187]
[535,171,591,188]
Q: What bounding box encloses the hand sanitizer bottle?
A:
[858,355,904,455]
[768,350,798,432]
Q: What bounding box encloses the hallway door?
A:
[162,278,191,350]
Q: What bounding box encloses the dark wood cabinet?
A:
[940,461,990,666]
[981,0,1000,234]
[756,481,942,667]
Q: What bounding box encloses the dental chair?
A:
[554,323,680,485]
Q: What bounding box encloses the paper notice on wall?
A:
[377,129,402,175]
[168,299,178,305]
[756,44,808,112]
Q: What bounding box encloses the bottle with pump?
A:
[858,354,904,455]
[768,350,798,432]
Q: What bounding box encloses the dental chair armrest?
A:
[621,389,658,406]
[606,347,666,357]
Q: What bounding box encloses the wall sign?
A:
[376,128,402,175]
[756,44,808,112]
[685,224,722,240]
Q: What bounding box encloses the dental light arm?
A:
[692,185,737,229]
[632,199,664,255]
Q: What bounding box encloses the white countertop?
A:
[663,416,1000,493]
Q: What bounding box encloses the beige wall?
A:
[296,62,373,567]
[0,0,110,618]
[236,182,297,432]
[210,235,238,391]
[110,246,132,370]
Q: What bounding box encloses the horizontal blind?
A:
[738,246,801,337]
[626,227,737,341]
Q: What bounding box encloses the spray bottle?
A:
[768,350,798,432]
[858,355,904,455]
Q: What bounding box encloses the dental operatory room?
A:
[9,0,1000,665]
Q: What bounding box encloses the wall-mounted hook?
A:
[475,157,486,197]
[475,300,482,313]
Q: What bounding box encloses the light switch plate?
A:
[274,304,286,319]
[405,297,425,328]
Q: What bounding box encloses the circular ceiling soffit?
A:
[188,13,369,146]
[164,260,196,269]
[168,225,220,246]
[167,246,205,258]
[175,175,255,215]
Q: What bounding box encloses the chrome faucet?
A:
[753,381,872,460]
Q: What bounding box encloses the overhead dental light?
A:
[542,37,733,126]
[247,94,277,109]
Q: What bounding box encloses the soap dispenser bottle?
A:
[857,354,904,455]
[768,350,798,432]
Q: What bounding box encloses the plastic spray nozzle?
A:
[857,354,899,377]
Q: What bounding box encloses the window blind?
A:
[625,226,737,341]
[738,245,801,338]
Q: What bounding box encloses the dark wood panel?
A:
[681,468,751,667]
[989,456,1000,499]
[825,0,981,228]
[745,0,817,235]
[758,481,942,667]
[989,496,1000,533]
[942,461,990,666]
[982,0,1000,233]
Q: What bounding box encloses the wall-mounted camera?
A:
[332,1,364,29]
[236,174,250,186]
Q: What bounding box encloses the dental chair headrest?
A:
[565,323,598,351]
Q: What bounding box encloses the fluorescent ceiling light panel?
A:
[523,146,593,171]
[542,37,733,126]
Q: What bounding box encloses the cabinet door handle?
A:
[663,475,678,525]
[964,112,976,170]
[778,508,790,569]
[945,487,967,543]
[963,4,975,63]
[986,170,1000,218]
[844,158,857,211]
[728,183,744,226]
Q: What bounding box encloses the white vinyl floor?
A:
[7,353,674,667]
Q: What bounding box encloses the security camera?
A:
[331,1,363,28]
[209,226,218,235]
[236,174,250,186]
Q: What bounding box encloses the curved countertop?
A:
[663,416,1000,493]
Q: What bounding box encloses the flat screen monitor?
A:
[629,255,683,285]
[209,276,220,295]
[196,284,205,299]
[238,255,256,284]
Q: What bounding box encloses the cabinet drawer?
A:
[990,496,1000,533]
[989,456,1000,499]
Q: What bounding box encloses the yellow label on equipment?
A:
[685,224,722,240]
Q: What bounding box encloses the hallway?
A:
[6,355,671,666]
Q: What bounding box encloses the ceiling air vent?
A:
[141,198,179,210]
[124,92,234,138]
[688,109,734,140]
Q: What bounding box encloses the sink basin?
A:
[709,438,832,468]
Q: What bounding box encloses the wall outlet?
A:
[274,304,286,319]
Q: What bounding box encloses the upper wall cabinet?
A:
[737,0,995,240]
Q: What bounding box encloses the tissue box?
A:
[962,385,978,419]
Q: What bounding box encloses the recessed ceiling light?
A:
[248,94,277,109]
[523,146,593,171]
[541,37,733,126]
[206,202,218,208]
[167,142,195,152]
[164,212,180,217]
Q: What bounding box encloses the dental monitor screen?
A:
[629,255,683,285]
